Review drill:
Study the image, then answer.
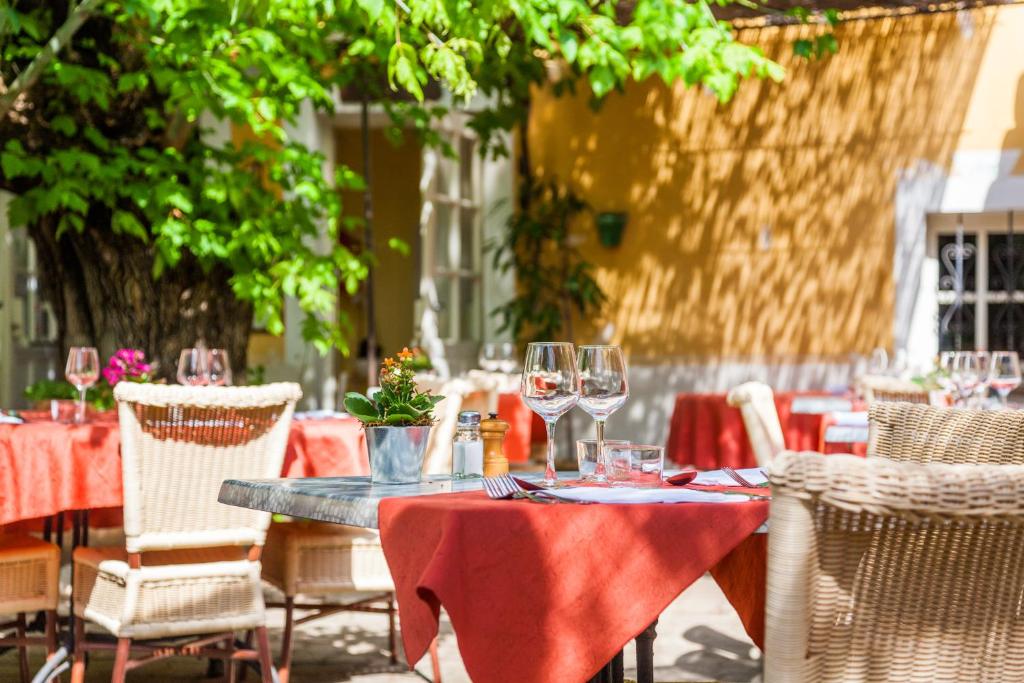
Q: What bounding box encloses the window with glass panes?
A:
[421,123,482,346]
[929,212,1024,356]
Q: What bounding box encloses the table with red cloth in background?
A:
[665,392,865,469]
[378,490,769,683]
[0,412,368,528]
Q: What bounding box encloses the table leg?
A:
[635,619,658,683]
[586,649,623,683]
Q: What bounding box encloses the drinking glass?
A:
[207,348,233,386]
[951,351,981,406]
[868,347,889,375]
[65,346,99,424]
[607,445,664,488]
[576,439,629,482]
[521,342,579,485]
[936,351,957,401]
[975,351,992,403]
[480,342,517,374]
[576,345,628,483]
[177,348,210,386]
[988,351,1022,408]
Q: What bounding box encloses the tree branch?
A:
[0,0,102,120]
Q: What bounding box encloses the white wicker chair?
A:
[71,382,301,683]
[766,451,1024,682]
[857,374,930,405]
[0,534,59,682]
[727,382,786,467]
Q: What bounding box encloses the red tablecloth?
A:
[0,415,368,527]
[379,490,769,683]
[666,392,852,468]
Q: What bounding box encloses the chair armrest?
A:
[769,451,1024,523]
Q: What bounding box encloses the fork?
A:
[483,474,566,504]
[722,466,764,488]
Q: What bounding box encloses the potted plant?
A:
[344,348,444,484]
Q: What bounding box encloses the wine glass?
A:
[988,351,1021,408]
[937,351,957,401]
[975,351,992,404]
[495,342,518,374]
[951,351,981,406]
[65,346,99,424]
[576,345,629,483]
[207,348,233,386]
[479,343,502,372]
[521,342,579,485]
[177,348,210,386]
[868,347,889,375]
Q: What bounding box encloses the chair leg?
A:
[429,637,442,683]
[111,637,131,683]
[16,613,30,683]
[225,634,237,683]
[236,630,254,683]
[279,597,294,683]
[387,594,397,665]
[255,626,275,683]
[70,619,86,683]
[44,610,58,658]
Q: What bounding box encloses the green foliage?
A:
[2,0,793,355]
[23,379,114,410]
[343,349,443,426]
[492,181,606,343]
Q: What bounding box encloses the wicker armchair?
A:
[0,534,59,682]
[766,451,1024,682]
[727,382,785,467]
[858,374,930,405]
[71,382,301,683]
[868,401,1024,464]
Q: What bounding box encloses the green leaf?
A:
[793,39,813,59]
[344,393,380,421]
[357,0,384,22]
[384,413,416,425]
[387,237,410,256]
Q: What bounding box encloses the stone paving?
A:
[1,575,761,682]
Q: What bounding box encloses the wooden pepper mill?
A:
[481,412,510,477]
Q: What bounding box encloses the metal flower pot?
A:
[365,425,431,484]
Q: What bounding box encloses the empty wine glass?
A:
[65,346,99,424]
[936,351,957,400]
[177,348,210,386]
[975,351,992,403]
[988,351,1021,408]
[868,347,889,375]
[480,342,517,374]
[576,345,629,483]
[951,351,981,406]
[521,342,579,485]
[207,348,232,386]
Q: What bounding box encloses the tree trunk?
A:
[30,213,252,382]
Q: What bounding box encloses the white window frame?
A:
[927,211,1024,351]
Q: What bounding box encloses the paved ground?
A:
[2,575,761,682]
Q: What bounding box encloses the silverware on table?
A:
[721,466,769,488]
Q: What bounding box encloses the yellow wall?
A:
[334,128,421,380]
[530,6,1022,361]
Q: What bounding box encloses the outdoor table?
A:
[218,474,769,683]
[665,392,863,468]
[0,413,368,529]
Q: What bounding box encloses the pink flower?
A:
[104,348,150,385]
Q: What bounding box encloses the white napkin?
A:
[0,414,24,425]
[830,411,868,427]
[692,468,769,487]
[540,486,755,504]
[293,410,350,421]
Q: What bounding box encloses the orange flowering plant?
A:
[343,348,444,427]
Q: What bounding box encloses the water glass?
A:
[521,342,579,485]
[577,345,628,483]
[65,346,99,424]
[868,347,889,375]
[207,348,233,386]
[177,348,210,386]
[576,439,629,482]
[988,351,1022,408]
[951,351,981,406]
[607,445,665,488]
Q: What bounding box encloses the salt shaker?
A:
[452,411,484,478]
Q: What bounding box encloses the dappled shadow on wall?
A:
[529,9,996,360]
